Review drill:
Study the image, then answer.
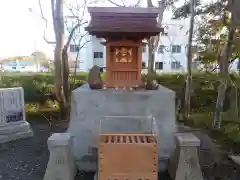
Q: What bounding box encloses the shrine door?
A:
[106,41,141,88]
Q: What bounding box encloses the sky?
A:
[0,0,185,59]
[0,0,55,58]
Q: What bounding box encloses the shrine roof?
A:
[85,7,164,39]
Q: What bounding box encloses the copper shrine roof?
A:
[85,7,164,39]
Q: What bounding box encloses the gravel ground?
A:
[0,121,240,180]
[0,120,52,180]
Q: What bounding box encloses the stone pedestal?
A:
[43,133,76,180]
[168,133,203,180]
[0,87,33,143]
[68,85,176,172]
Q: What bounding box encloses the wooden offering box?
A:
[86,7,163,88]
[98,133,158,180]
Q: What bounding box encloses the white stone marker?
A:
[43,133,77,180]
[168,133,203,180]
[0,87,33,143]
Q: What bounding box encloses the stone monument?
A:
[67,6,176,172]
[88,65,103,89]
[0,87,33,143]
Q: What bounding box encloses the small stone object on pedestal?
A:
[168,133,203,180]
[44,133,76,180]
[88,65,103,89]
[0,87,33,143]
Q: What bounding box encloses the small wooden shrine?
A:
[98,133,158,180]
[86,7,163,88]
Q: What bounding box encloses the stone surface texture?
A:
[0,121,33,143]
[43,133,76,180]
[168,133,203,180]
[68,85,176,171]
[0,87,33,143]
[229,155,240,165]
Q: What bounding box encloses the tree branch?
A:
[133,0,141,7]
[51,0,57,33]
[147,0,153,7]
[120,0,126,6]
[79,37,91,50]
[64,0,77,17]
[64,19,77,45]
[73,32,91,89]
[38,0,56,44]
[107,0,125,7]
[65,21,88,49]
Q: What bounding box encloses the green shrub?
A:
[0,72,239,112]
[0,74,86,103]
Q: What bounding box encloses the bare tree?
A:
[64,0,91,89]
[147,0,164,73]
[38,0,96,120]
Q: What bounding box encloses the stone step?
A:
[0,121,31,135]
[0,129,33,143]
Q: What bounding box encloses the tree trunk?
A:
[147,38,155,73]
[183,0,195,118]
[213,22,235,129]
[146,0,164,74]
[61,46,70,121]
[73,47,80,89]
[147,0,155,73]
[213,80,228,129]
[54,0,66,120]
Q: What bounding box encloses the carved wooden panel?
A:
[115,47,132,63]
[106,40,142,88]
[98,133,158,180]
[111,46,137,67]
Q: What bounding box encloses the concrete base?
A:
[168,133,203,180]
[43,133,77,180]
[0,121,33,143]
[68,84,176,172]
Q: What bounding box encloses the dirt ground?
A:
[0,120,240,180]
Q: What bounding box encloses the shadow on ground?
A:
[0,121,240,180]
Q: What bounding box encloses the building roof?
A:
[85,7,164,39]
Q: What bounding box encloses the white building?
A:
[67,18,240,73]
[67,19,191,73]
